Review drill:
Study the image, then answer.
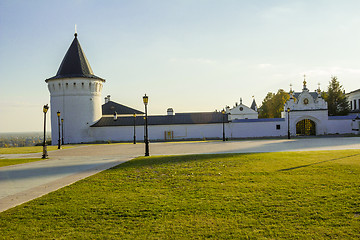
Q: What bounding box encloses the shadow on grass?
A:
[112,151,360,173]
[278,153,360,172]
[111,153,254,170]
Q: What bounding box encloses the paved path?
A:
[0,137,359,212]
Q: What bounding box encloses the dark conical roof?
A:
[46,33,104,81]
[250,99,257,111]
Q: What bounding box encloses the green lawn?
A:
[1,150,360,239]
[0,158,44,167]
[0,145,73,154]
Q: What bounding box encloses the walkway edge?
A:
[0,158,131,213]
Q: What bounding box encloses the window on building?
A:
[276,124,281,130]
[358,99,360,110]
[354,100,357,110]
[350,101,353,110]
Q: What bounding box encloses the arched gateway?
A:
[296,119,316,136]
[283,77,328,137]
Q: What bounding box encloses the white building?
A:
[46,34,359,144]
[225,98,258,121]
[347,89,360,113]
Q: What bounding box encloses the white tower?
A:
[45,33,105,144]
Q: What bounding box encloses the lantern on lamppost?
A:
[57,111,61,149]
[42,104,49,159]
[143,94,149,156]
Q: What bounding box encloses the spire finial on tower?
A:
[289,83,294,98]
[317,82,321,94]
[240,98,242,105]
[74,24,78,38]
[302,74,308,91]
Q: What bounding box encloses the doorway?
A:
[296,119,316,136]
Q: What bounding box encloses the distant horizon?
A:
[0,131,49,135]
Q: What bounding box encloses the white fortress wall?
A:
[327,118,353,135]
[230,120,287,138]
[91,119,291,142]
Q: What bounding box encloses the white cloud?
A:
[259,5,296,20]
[305,67,360,76]
[257,63,273,69]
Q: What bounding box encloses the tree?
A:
[322,76,349,116]
[259,89,290,118]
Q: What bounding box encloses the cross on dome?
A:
[302,74,308,90]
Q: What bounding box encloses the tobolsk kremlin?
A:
[46,33,360,145]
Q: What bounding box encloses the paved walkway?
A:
[1,137,359,212]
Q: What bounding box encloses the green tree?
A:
[259,89,290,118]
[322,76,349,116]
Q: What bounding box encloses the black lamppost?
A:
[61,118,64,145]
[143,94,149,156]
[221,109,226,141]
[133,113,136,144]
[42,104,49,159]
[287,107,291,139]
[57,111,61,149]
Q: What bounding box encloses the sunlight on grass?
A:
[0,158,44,167]
[0,145,74,154]
[1,150,360,239]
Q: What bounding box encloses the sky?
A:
[1,0,360,133]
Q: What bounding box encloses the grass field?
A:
[0,145,73,154]
[1,150,360,239]
[0,158,44,167]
